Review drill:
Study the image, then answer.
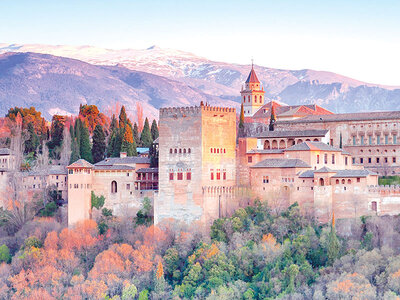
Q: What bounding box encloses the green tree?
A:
[0,244,11,263]
[133,122,141,146]
[91,191,105,210]
[119,106,128,129]
[122,283,137,300]
[140,118,153,147]
[121,125,137,156]
[112,129,123,157]
[80,123,93,163]
[47,115,66,157]
[138,289,149,300]
[24,122,39,154]
[327,215,340,265]
[92,124,106,163]
[151,119,159,141]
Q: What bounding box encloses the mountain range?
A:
[0,43,400,119]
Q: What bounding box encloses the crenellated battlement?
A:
[368,185,400,194]
[159,102,236,118]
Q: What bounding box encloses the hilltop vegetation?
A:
[1,202,400,299]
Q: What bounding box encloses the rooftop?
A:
[94,165,135,171]
[254,129,329,139]
[0,148,11,155]
[285,141,343,152]
[251,158,310,168]
[279,110,400,124]
[68,159,94,169]
[136,167,159,173]
[332,169,378,178]
[95,156,150,166]
[245,66,260,83]
[247,149,284,154]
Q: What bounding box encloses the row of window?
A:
[355,157,396,164]
[169,172,191,181]
[210,169,227,180]
[68,169,91,175]
[243,95,263,103]
[353,135,398,146]
[210,148,226,154]
[70,183,92,189]
[316,154,338,164]
[169,148,192,154]
[1,159,8,163]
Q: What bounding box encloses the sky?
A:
[1,0,400,85]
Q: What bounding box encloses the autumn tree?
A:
[121,125,137,156]
[92,125,106,163]
[140,118,153,148]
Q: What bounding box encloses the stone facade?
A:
[156,103,237,228]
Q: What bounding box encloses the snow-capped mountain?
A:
[1,43,400,113]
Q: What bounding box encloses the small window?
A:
[169,173,174,180]
[342,179,345,184]
[357,177,360,183]
[368,157,372,163]
[371,201,377,212]
[188,148,191,153]
[345,157,348,166]
[111,181,117,193]
[248,156,253,163]
[223,171,226,180]
[324,154,328,164]
[348,179,351,184]
[336,179,339,184]
[177,173,183,180]
[183,148,186,154]
[393,157,396,163]
[170,149,173,154]
[211,171,214,180]
[360,158,364,164]
[376,157,380,163]
[179,149,182,154]
[174,149,177,153]
[332,154,335,164]
[127,184,130,190]
[211,148,213,153]
[216,169,221,180]
[69,170,74,174]
[187,172,191,180]
[317,155,320,164]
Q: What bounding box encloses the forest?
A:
[1,199,400,299]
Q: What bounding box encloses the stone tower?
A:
[156,103,237,229]
[240,64,265,117]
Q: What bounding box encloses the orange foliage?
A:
[44,231,59,250]
[143,225,168,247]
[133,243,156,273]
[156,260,164,279]
[82,279,108,300]
[393,268,400,278]
[59,219,99,252]
[262,233,280,250]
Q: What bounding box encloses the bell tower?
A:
[240,62,265,117]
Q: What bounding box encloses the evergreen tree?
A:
[121,125,137,156]
[269,104,276,131]
[140,118,153,148]
[24,122,39,154]
[0,244,11,263]
[74,118,82,150]
[133,122,140,146]
[92,124,106,163]
[70,137,80,164]
[110,114,118,132]
[119,106,127,129]
[239,103,245,129]
[327,213,340,265]
[112,129,123,157]
[151,119,159,141]
[80,123,93,163]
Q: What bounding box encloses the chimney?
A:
[120,152,127,158]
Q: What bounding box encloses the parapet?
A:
[368,185,400,194]
[159,102,236,118]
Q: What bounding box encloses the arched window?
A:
[248,95,250,101]
[211,148,213,153]
[183,148,186,154]
[336,179,339,184]
[347,179,352,184]
[188,148,191,154]
[174,149,177,153]
[341,179,345,184]
[217,149,219,153]
[169,149,172,154]
[179,148,182,154]
[111,181,117,193]
[254,95,257,102]
[214,148,216,153]
[319,178,324,186]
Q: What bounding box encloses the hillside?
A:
[0,52,237,120]
[1,43,400,113]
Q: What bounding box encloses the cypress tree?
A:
[269,104,276,131]
[121,125,137,156]
[151,119,159,141]
[239,103,245,129]
[112,129,123,157]
[80,123,93,163]
[110,114,118,132]
[119,106,127,129]
[327,213,340,265]
[25,122,39,154]
[133,122,140,146]
[74,118,82,150]
[92,124,106,163]
[140,118,153,148]
[70,137,80,164]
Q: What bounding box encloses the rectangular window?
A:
[360,158,364,164]
[357,178,361,183]
[332,154,335,164]
[324,153,328,164]
[345,157,348,166]
[248,156,253,163]
[223,171,226,180]
[361,136,364,145]
[369,136,372,145]
[376,157,380,163]
[394,135,397,144]
[187,172,191,180]
[377,135,381,145]
[330,139,334,146]
[127,184,130,190]
[211,171,214,180]
[368,157,372,163]
[393,157,397,163]
[216,169,221,180]
[353,136,356,145]
[385,135,389,145]
[56,175,59,180]
[177,173,183,180]
[317,155,320,164]
[263,176,269,183]
[385,157,388,163]
[169,173,174,180]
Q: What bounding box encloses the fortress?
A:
[2,66,400,229]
